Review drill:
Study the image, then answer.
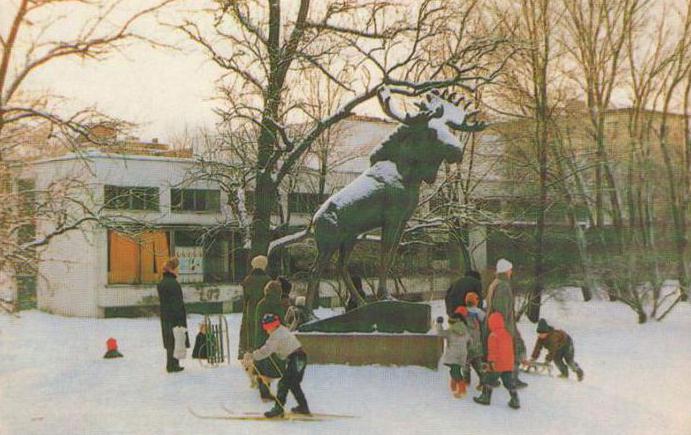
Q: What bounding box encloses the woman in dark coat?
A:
[238,255,271,359]
[157,257,189,373]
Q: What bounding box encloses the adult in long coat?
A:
[157,258,189,373]
[445,270,483,316]
[484,258,528,388]
[238,255,271,359]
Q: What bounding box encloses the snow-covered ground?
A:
[1,294,690,435]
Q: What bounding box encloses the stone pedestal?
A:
[295,332,442,369]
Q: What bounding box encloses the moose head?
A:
[373,86,486,184]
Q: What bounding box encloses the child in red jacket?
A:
[473,312,520,409]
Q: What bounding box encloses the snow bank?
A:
[1,296,689,435]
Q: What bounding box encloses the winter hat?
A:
[163,257,179,274]
[295,296,306,307]
[465,292,480,307]
[536,318,553,333]
[261,313,281,331]
[103,337,123,359]
[496,258,513,274]
[251,255,268,271]
[454,306,469,317]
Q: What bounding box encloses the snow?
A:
[1,296,690,435]
[314,161,404,221]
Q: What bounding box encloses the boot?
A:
[454,381,467,399]
[258,380,274,402]
[508,391,520,409]
[291,405,311,415]
[449,378,458,393]
[473,386,492,405]
[264,404,284,418]
[576,368,584,382]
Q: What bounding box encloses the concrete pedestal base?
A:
[295,332,442,369]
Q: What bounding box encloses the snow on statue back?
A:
[306,86,485,321]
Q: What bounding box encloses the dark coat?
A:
[157,271,188,350]
[445,276,482,316]
[238,268,271,358]
[531,329,571,362]
[254,282,286,349]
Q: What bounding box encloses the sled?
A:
[520,361,554,376]
[194,315,231,367]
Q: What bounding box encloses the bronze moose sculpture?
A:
[305,86,485,310]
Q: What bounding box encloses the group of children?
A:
[437,289,585,410]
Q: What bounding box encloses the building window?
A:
[171,189,221,212]
[172,230,238,284]
[104,185,159,211]
[288,192,326,214]
[108,230,170,284]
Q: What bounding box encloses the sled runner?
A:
[520,361,554,376]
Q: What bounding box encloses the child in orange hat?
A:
[436,306,471,398]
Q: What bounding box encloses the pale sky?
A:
[10,0,688,144]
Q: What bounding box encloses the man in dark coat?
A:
[445,270,483,316]
[157,257,188,373]
[238,255,273,400]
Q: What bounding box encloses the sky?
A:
[8,0,688,144]
[17,1,220,143]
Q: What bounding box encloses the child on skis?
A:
[529,318,584,381]
[464,292,486,390]
[436,306,472,398]
[474,312,520,409]
[244,313,310,418]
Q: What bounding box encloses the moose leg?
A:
[378,223,405,300]
[306,249,335,316]
[338,240,366,307]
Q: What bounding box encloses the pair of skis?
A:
[188,405,356,422]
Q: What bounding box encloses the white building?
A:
[24,147,245,317]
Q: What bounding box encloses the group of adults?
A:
[445,258,528,388]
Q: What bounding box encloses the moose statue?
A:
[304,86,485,313]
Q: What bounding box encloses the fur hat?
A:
[537,318,553,333]
[496,258,513,274]
[163,257,179,273]
[251,255,268,271]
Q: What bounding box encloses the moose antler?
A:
[379,87,444,124]
[378,87,410,124]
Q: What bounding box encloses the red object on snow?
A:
[107,338,118,351]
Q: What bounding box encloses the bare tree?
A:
[179,0,509,259]
[0,0,175,309]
